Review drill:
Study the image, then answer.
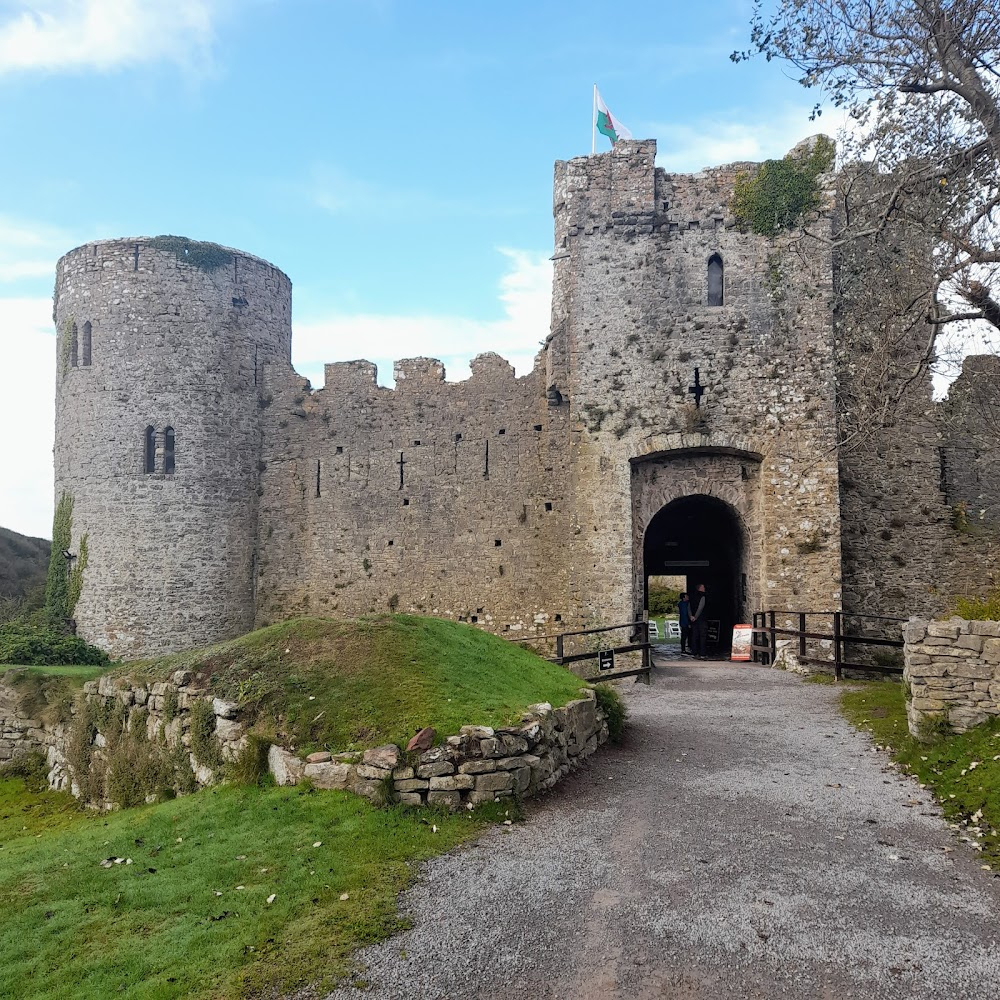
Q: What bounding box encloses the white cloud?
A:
[650,105,831,173]
[0,0,221,74]
[0,296,55,539]
[293,248,552,388]
[0,214,73,283]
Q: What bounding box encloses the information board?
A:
[599,649,615,671]
[731,624,753,661]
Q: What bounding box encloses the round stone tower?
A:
[53,237,292,658]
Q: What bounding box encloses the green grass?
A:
[0,777,509,999]
[0,663,110,680]
[841,681,1000,867]
[117,615,588,753]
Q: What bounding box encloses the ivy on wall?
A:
[147,235,234,273]
[44,493,88,622]
[731,136,835,237]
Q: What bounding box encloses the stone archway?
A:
[643,495,747,648]
[631,448,763,648]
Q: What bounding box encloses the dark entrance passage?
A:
[643,494,746,654]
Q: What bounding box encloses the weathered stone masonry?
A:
[52,140,999,658]
[0,674,606,811]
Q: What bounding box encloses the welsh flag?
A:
[596,89,632,145]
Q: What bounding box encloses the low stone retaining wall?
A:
[904,617,1000,737]
[0,671,608,811]
[0,683,44,763]
[268,692,607,808]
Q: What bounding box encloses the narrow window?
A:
[82,321,92,367]
[315,459,321,497]
[70,322,79,368]
[144,426,156,473]
[707,254,724,307]
[164,427,176,474]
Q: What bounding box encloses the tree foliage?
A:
[734,1,1000,338]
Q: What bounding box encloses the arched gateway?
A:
[631,449,764,650]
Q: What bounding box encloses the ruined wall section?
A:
[832,176,954,618]
[552,141,844,625]
[936,355,1000,598]
[54,238,291,658]
[256,352,577,634]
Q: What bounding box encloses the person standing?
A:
[677,592,692,655]
[690,583,708,659]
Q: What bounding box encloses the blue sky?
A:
[0,0,836,538]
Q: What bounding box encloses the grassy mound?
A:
[841,681,1000,868]
[123,615,587,753]
[0,777,508,999]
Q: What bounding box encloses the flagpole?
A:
[591,84,597,154]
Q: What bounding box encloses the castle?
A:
[52,139,1000,658]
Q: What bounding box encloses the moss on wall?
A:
[147,236,234,273]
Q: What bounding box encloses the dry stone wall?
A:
[904,617,1000,736]
[0,675,606,811]
[268,691,606,809]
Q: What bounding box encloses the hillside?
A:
[0,526,50,603]
[121,614,588,752]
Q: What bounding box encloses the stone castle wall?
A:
[49,143,1000,658]
[254,353,577,634]
[54,238,291,658]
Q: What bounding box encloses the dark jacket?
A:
[691,592,706,622]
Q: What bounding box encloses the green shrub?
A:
[593,684,628,744]
[0,750,49,792]
[226,733,272,786]
[956,588,1000,621]
[0,623,109,666]
[189,698,223,771]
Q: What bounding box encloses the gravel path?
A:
[324,660,1000,1000]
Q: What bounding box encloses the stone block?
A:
[353,779,386,802]
[356,764,391,780]
[418,746,451,765]
[214,718,243,742]
[495,756,528,771]
[426,790,461,809]
[903,620,928,644]
[212,698,239,719]
[983,639,1000,663]
[474,771,514,793]
[513,766,531,794]
[955,635,985,653]
[394,778,430,792]
[363,744,400,770]
[171,670,192,687]
[303,761,352,790]
[947,663,993,680]
[406,727,436,752]
[416,761,455,778]
[392,765,416,780]
[479,738,500,758]
[306,751,332,763]
[429,774,475,791]
[912,645,965,658]
[926,621,962,640]
[919,635,957,647]
[397,792,423,807]
[460,725,495,739]
[457,759,497,774]
[970,621,1000,637]
[911,698,950,711]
